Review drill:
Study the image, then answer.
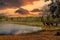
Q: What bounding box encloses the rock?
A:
[55,32,60,36]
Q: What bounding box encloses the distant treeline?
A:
[0,16,41,22]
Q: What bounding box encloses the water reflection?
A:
[0,24,42,35]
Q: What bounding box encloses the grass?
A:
[0,16,60,30]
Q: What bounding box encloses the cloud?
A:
[15,8,29,14]
[22,0,39,3]
[0,0,23,9]
[31,9,40,12]
[0,0,39,9]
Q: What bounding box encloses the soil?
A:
[0,31,60,40]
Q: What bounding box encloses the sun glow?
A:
[0,8,19,15]
[0,0,52,17]
[20,0,51,16]
[21,0,51,11]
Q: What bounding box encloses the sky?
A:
[0,0,52,17]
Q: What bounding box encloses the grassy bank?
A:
[0,16,60,30]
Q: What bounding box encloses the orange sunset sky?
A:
[0,0,52,17]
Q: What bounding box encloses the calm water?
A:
[0,24,42,35]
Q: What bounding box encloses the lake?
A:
[0,24,42,35]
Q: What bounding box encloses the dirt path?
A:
[0,31,60,40]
